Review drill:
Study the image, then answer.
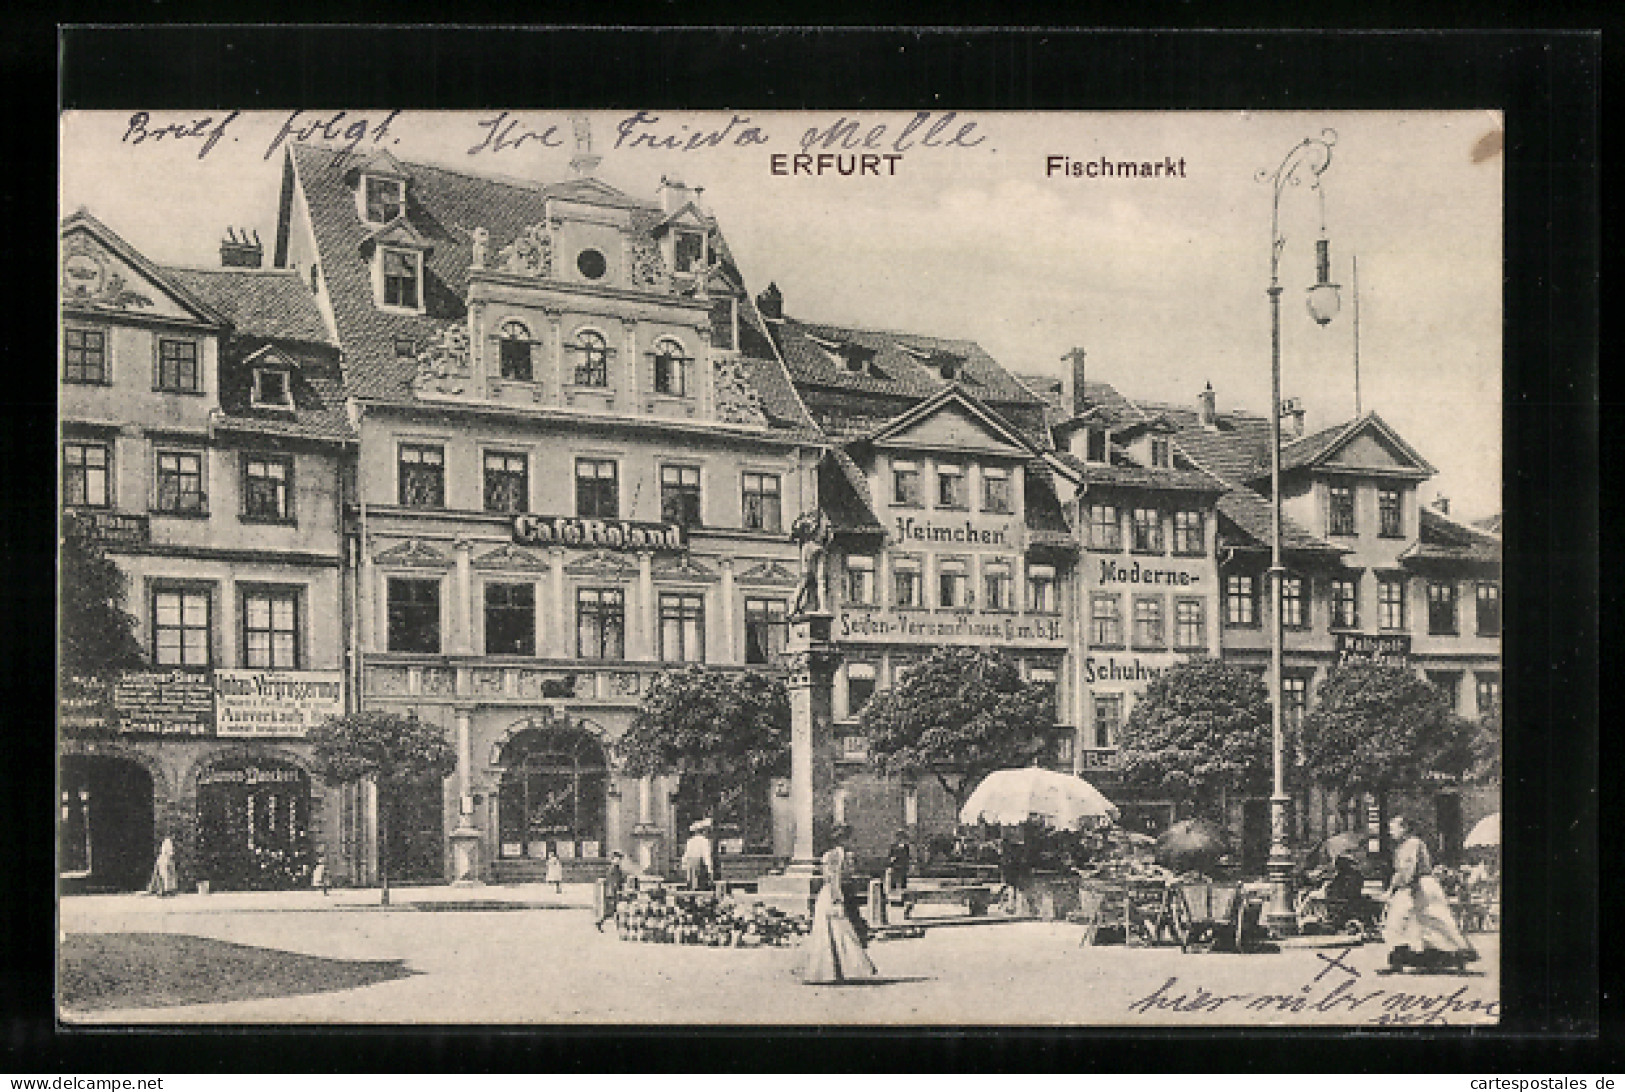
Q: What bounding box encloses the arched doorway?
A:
[497,726,607,862]
[60,755,155,892]
[195,754,312,890]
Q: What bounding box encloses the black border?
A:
[18,25,1603,1073]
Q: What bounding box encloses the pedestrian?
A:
[885,829,911,896]
[597,851,625,932]
[682,818,715,891]
[1379,815,1478,974]
[545,848,564,894]
[146,836,178,897]
[800,824,877,984]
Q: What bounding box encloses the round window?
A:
[576,248,607,280]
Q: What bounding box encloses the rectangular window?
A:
[660,465,702,528]
[893,556,922,609]
[937,560,969,609]
[577,588,626,661]
[1429,672,1462,712]
[1226,574,1258,626]
[1131,508,1164,553]
[153,587,211,667]
[242,588,299,669]
[673,230,705,274]
[572,333,610,387]
[482,451,529,514]
[1428,580,1458,635]
[484,583,536,656]
[499,337,534,382]
[1328,485,1356,536]
[387,578,440,653]
[1475,673,1501,716]
[1087,504,1121,551]
[1028,564,1057,614]
[1151,437,1171,468]
[1378,489,1403,537]
[659,593,705,663]
[1174,598,1206,650]
[154,450,205,514]
[398,443,444,508]
[742,472,782,533]
[846,662,877,717]
[1054,729,1075,767]
[653,346,690,396]
[1029,665,1060,720]
[983,562,1013,611]
[242,454,293,522]
[251,368,292,409]
[63,441,109,508]
[1378,576,1407,631]
[1092,693,1123,749]
[575,458,619,519]
[1091,593,1123,647]
[365,176,404,223]
[381,248,419,309]
[1133,596,1165,649]
[845,555,877,606]
[64,328,107,384]
[892,460,921,506]
[981,467,1012,513]
[156,339,201,393]
[1086,429,1107,463]
[1330,577,1360,630]
[1172,510,1204,555]
[1476,582,1501,637]
[1279,575,1306,629]
[1282,676,1309,731]
[744,598,788,665]
[937,463,967,509]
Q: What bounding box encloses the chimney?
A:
[1280,397,1306,438]
[755,282,783,320]
[1289,408,1306,437]
[220,227,263,269]
[1198,381,1217,428]
[1432,494,1450,515]
[1061,347,1088,418]
[659,174,693,214]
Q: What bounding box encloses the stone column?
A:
[637,551,656,660]
[359,537,377,652]
[548,313,565,407]
[719,558,737,663]
[453,536,475,655]
[549,548,568,658]
[450,705,482,885]
[373,555,390,655]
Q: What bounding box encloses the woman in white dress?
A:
[146,837,178,897]
[1380,815,1478,973]
[800,825,877,984]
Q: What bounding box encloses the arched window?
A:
[497,727,608,860]
[652,337,691,397]
[498,320,534,382]
[572,330,610,388]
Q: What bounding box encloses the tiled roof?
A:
[1216,489,1345,556]
[1401,507,1502,566]
[821,449,883,533]
[214,340,353,444]
[1022,461,1074,540]
[1049,452,1226,495]
[1474,513,1503,535]
[288,144,815,443]
[163,266,333,346]
[1278,418,1356,473]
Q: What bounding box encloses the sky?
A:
[61,109,1503,520]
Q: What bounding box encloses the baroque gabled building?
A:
[273,145,823,882]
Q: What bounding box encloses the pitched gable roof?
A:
[162,266,333,346]
[1277,412,1436,478]
[61,209,229,327]
[1401,506,1502,566]
[865,385,1041,456]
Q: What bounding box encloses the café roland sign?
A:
[512,514,686,553]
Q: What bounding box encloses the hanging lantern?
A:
[1306,237,1342,326]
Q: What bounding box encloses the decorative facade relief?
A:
[472,669,507,697]
[421,667,457,697]
[368,666,411,695]
[61,237,155,310]
[713,355,769,426]
[495,223,553,278]
[628,223,670,290]
[473,542,547,570]
[372,539,452,567]
[411,323,474,397]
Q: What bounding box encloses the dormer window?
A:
[673,229,706,274]
[252,367,294,410]
[1151,437,1172,468]
[364,176,405,224]
[652,338,691,397]
[1086,428,1108,463]
[498,320,535,382]
[380,247,421,311]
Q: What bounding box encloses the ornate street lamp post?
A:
[1259,130,1340,933]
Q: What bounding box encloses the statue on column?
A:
[789,509,833,617]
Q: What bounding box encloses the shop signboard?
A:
[837,608,1064,647]
[75,511,151,548]
[112,669,214,735]
[1336,632,1411,669]
[214,669,345,738]
[512,514,685,553]
[59,675,115,731]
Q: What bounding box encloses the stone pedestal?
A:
[450,821,483,887]
[755,611,840,915]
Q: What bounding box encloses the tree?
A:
[59,513,144,682]
[1300,664,1472,802]
[617,666,791,832]
[1115,657,1274,821]
[1466,702,1502,783]
[309,711,457,904]
[858,646,1051,810]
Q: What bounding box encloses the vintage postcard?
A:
[58,108,1502,1026]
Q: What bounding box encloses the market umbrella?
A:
[957,767,1119,831]
[1464,812,1500,849]
[1154,818,1232,875]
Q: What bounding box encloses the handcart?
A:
[1174,881,1269,953]
[1075,875,1187,947]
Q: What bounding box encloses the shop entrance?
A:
[497,726,607,862]
[60,755,154,892]
[196,758,312,890]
